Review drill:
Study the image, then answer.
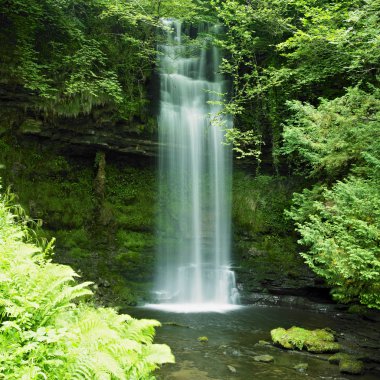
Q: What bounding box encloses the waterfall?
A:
[151,20,239,312]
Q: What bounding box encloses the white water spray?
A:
[151,20,239,312]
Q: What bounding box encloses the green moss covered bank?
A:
[232,171,322,297]
[0,137,156,306]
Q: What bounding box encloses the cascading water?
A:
[151,20,239,312]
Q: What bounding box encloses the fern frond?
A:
[143,343,175,365]
[0,193,174,379]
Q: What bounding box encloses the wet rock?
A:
[253,355,274,363]
[227,365,237,373]
[339,359,364,375]
[240,292,336,312]
[271,326,340,353]
[162,322,190,328]
[19,114,159,157]
[222,346,244,357]
[294,363,308,372]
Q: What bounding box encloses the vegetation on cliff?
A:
[0,139,156,306]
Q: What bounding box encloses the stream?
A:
[126,305,380,380]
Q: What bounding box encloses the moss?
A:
[0,138,156,307]
[233,173,305,236]
[116,230,153,250]
[339,359,364,375]
[328,352,354,364]
[198,336,208,343]
[294,363,308,372]
[19,118,42,134]
[347,304,370,316]
[115,249,154,279]
[271,326,340,353]
[233,172,311,286]
[106,165,155,231]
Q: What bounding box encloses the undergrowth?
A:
[0,185,174,379]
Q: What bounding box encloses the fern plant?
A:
[0,185,174,379]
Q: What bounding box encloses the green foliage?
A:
[233,173,301,235]
[232,172,308,284]
[116,230,154,279]
[287,176,380,308]
[107,165,156,231]
[0,189,174,379]
[214,0,380,308]
[213,0,380,164]
[285,89,380,308]
[0,0,205,119]
[282,87,380,179]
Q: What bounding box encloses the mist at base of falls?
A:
[153,20,239,310]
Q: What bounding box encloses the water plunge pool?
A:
[125,305,380,380]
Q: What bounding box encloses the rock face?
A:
[271,326,340,353]
[0,85,159,157]
[19,115,159,157]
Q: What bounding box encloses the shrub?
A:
[284,88,380,309]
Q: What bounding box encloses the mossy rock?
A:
[198,336,208,343]
[339,359,364,375]
[328,352,354,365]
[294,363,308,372]
[271,326,340,353]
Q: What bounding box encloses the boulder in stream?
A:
[271,326,340,353]
[339,359,364,375]
[294,363,308,372]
